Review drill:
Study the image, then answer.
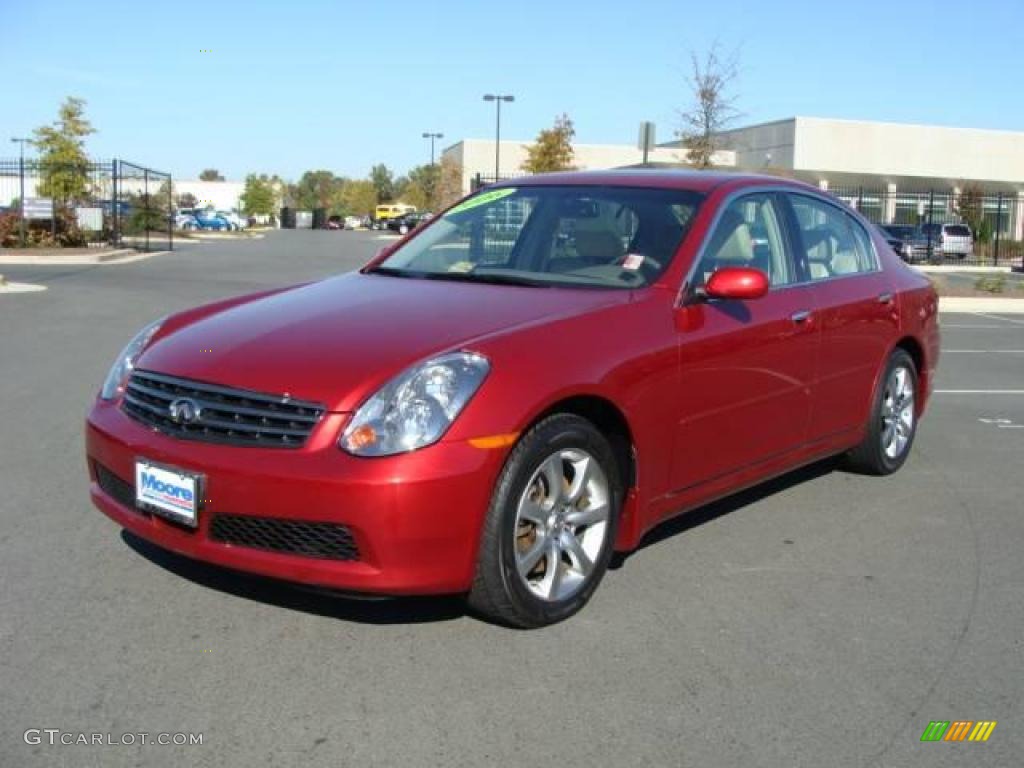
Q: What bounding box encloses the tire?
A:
[468,414,622,628]
[845,348,918,475]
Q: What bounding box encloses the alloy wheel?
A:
[881,365,915,459]
[513,448,610,602]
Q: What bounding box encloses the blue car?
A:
[189,209,231,231]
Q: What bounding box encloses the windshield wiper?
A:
[418,271,552,288]
[367,266,423,278]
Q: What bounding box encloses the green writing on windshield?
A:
[447,188,517,215]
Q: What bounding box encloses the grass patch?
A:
[973,275,1007,293]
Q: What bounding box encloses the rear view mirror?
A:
[703,266,769,301]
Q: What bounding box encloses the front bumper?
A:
[86,400,505,595]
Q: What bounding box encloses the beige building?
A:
[663,116,1024,238]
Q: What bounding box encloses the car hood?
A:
[138,272,626,411]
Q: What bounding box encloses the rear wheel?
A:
[468,414,621,628]
[846,348,918,475]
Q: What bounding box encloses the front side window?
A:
[370,185,704,289]
[788,194,877,280]
[692,193,795,289]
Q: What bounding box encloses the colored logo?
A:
[168,398,202,424]
[920,720,997,742]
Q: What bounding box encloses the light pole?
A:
[482,94,514,179]
[421,132,443,166]
[11,137,29,247]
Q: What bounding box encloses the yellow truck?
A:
[373,204,416,229]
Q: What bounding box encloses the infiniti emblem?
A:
[168,398,202,424]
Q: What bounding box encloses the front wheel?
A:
[846,348,918,475]
[468,414,622,628]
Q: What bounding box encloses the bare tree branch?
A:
[677,43,742,169]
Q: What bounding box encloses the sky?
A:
[3,0,1023,182]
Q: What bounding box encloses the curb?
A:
[939,296,1024,314]
[915,265,1014,274]
[0,248,138,265]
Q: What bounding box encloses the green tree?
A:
[340,180,378,216]
[677,43,741,169]
[199,168,224,181]
[370,164,395,202]
[521,114,576,174]
[32,96,96,203]
[293,170,343,211]
[400,164,441,210]
[240,174,276,216]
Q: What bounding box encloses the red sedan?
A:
[86,171,939,627]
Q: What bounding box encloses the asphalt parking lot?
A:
[2,231,1022,767]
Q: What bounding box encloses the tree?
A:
[435,154,464,210]
[176,192,198,209]
[955,182,986,241]
[199,169,225,181]
[240,174,276,217]
[32,96,96,203]
[677,44,741,169]
[293,170,343,211]
[521,114,576,174]
[398,164,441,210]
[339,180,378,217]
[370,164,395,202]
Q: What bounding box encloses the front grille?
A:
[122,370,325,448]
[210,514,360,561]
[94,462,147,515]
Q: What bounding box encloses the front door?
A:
[670,192,819,492]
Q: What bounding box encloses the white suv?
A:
[924,223,974,259]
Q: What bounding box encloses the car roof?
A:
[491,169,822,195]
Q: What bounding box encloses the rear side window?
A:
[945,225,971,237]
[787,194,878,280]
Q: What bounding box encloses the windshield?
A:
[369,185,703,289]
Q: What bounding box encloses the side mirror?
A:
[703,266,769,301]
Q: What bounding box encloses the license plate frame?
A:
[134,459,203,528]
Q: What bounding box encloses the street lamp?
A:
[10,137,30,247]
[482,94,514,179]
[421,132,444,166]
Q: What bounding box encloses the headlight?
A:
[99,318,164,400]
[340,351,489,456]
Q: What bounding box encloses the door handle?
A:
[877,292,894,305]
[791,310,812,324]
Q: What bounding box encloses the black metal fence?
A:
[0,157,173,251]
[828,186,1022,267]
[471,172,1023,268]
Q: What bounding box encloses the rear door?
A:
[781,192,899,441]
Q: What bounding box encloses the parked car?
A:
[217,211,247,231]
[922,222,974,259]
[879,224,925,263]
[373,204,416,229]
[85,171,939,627]
[344,216,363,230]
[325,215,344,230]
[174,213,198,230]
[386,211,432,235]
[191,210,231,231]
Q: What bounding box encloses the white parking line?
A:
[936,390,1024,394]
[942,324,1014,329]
[971,312,1024,326]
